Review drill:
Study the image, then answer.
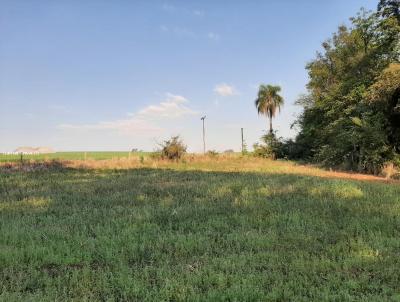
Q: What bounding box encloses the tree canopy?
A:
[255,84,284,134]
[292,4,400,173]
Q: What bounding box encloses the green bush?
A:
[253,133,284,159]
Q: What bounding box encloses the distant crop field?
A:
[1,157,399,301]
[0,151,147,162]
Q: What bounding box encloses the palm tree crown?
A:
[255,84,284,134]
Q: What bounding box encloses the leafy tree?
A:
[292,7,400,174]
[378,0,400,23]
[255,85,284,134]
[365,63,400,150]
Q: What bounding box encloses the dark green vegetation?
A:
[266,1,400,174]
[1,162,400,301]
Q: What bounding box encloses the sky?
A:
[0,0,377,152]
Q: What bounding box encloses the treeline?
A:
[279,1,400,174]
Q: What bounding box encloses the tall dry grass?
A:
[1,153,397,183]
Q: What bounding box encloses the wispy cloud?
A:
[59,93,197,136]
[159,25,195,38]
[162,3,205,17]
[137,93,197,119]
[207,32,220,41]
[214,83,238,97]
[160,4,207,38]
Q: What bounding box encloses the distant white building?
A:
[13,146,55,154]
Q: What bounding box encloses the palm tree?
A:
[255,84,284,134]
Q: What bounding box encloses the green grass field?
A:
[0,152,146,163]
[1,157,400,301]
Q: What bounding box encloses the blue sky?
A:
[0,0,377,152]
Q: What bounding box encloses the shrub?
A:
[382,162,400,179]
[159,136,187,161]
[253,133,284,159]
[207,150,219,157]
[278,139,306,160]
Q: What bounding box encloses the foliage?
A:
[378,0,400,24]
[253,133,284,159]
[255,85,284,134]
[253,133,306,160]
[293,6,400,174]
[206,150,219,157]
[159,136,187,161]
[366,63,400,149]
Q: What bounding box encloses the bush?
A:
[278,139,306,160]
[253,133,284,159]
[159,136,187,161]
[207,150,219,157]
[382,162,400,179]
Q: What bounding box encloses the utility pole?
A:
[241,128,244,154]
[201,116,206,154]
